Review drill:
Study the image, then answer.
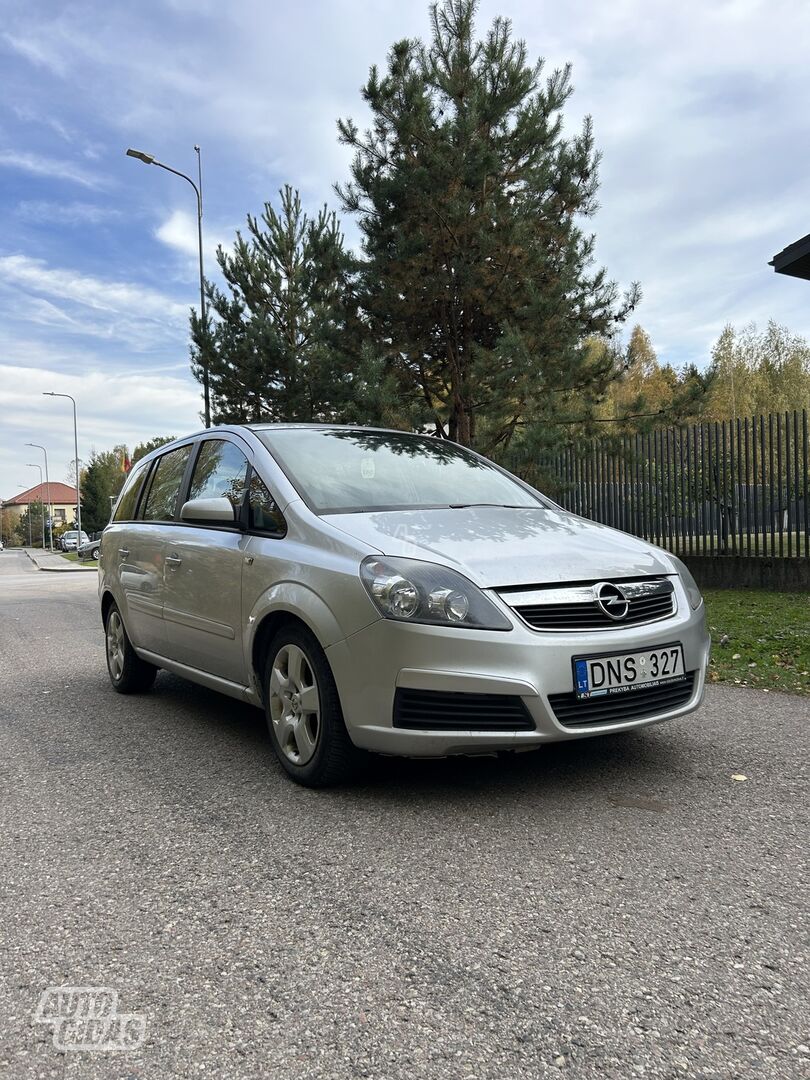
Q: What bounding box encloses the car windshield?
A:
[257,428,545,514]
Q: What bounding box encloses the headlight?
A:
[360,556,512,630]
[671,557,703,610]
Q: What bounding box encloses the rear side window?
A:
[113,460,149,522]
[188,440,249,510]
[141,445,192,522]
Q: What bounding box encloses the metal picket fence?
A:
[550,409,810,558]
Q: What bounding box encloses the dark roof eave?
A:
[770,231,810,281]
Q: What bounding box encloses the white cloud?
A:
[0,256,193,369]
[16,200,122,226]
[154,208,232,272]
[155,209,199,257]
[0,255,187,324]
[0,150,106,189]
[1,30,68,75]
[11,104,75,142]
[0,362,202,494]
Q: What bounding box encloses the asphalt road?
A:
[0,548,807,1080]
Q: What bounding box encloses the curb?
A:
[39,565,98,572]
[25,550,97,573]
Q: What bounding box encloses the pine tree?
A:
[191,186,363,424]
[15,501,45,547]
[336,0,639,462]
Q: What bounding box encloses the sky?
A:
[1,0,809,500]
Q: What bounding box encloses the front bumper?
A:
[327,579,710,756]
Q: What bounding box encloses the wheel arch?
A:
[251,610,309,691]
[248,584,345,699]
[100,589,116,628]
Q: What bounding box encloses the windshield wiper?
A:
[448,502,536,509]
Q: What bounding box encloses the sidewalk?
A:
[24,549,97,573]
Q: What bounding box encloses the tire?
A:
[105,603,157,694]
[92,547,100,561]
[263,623,361,787]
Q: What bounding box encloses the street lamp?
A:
[126,145,210,427]
[25,463,46,549]
[43,392,82,544]
[26,442,53,551]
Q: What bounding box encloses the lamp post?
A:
[26,442,53,551]
[43,392,82,544]
[25,463,46,548]
[126,146,210,427]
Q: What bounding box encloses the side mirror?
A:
[180,496,240,527]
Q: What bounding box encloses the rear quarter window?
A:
[112,460,149,522]
[248,471,286,535]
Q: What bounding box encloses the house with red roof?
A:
[1,482,78,534]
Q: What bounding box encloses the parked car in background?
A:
[99,425,710,788]
[78,538,101,561]
[61,530,89,552]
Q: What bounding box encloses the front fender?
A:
[247,581,344,647]
[244,579,380,679]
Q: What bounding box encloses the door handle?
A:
[118,548,129,558]
[166,553,182,568]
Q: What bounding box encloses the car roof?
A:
[246,423,428,435]
[136,423,443,461]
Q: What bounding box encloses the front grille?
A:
[548,672,696,727]
[393,688,535,731]
[502,578,676,631]
[518,593,674,630]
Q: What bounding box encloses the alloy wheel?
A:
[106,610,125,681]
[268,643,321,765]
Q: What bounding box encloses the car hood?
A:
[322,505,675,587]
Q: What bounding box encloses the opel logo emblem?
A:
[594,582,630,620]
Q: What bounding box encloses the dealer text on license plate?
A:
[574,643,685,700]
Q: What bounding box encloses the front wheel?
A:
[105,603,157,694]
[264,624,361,787]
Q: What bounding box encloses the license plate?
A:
[573,643,686,700]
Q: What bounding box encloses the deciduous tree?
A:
[81,449,129,534]
[595,325,711,431]
[705,321,810,420]
[132,436,175,464]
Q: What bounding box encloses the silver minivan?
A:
[99,425,710,786]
